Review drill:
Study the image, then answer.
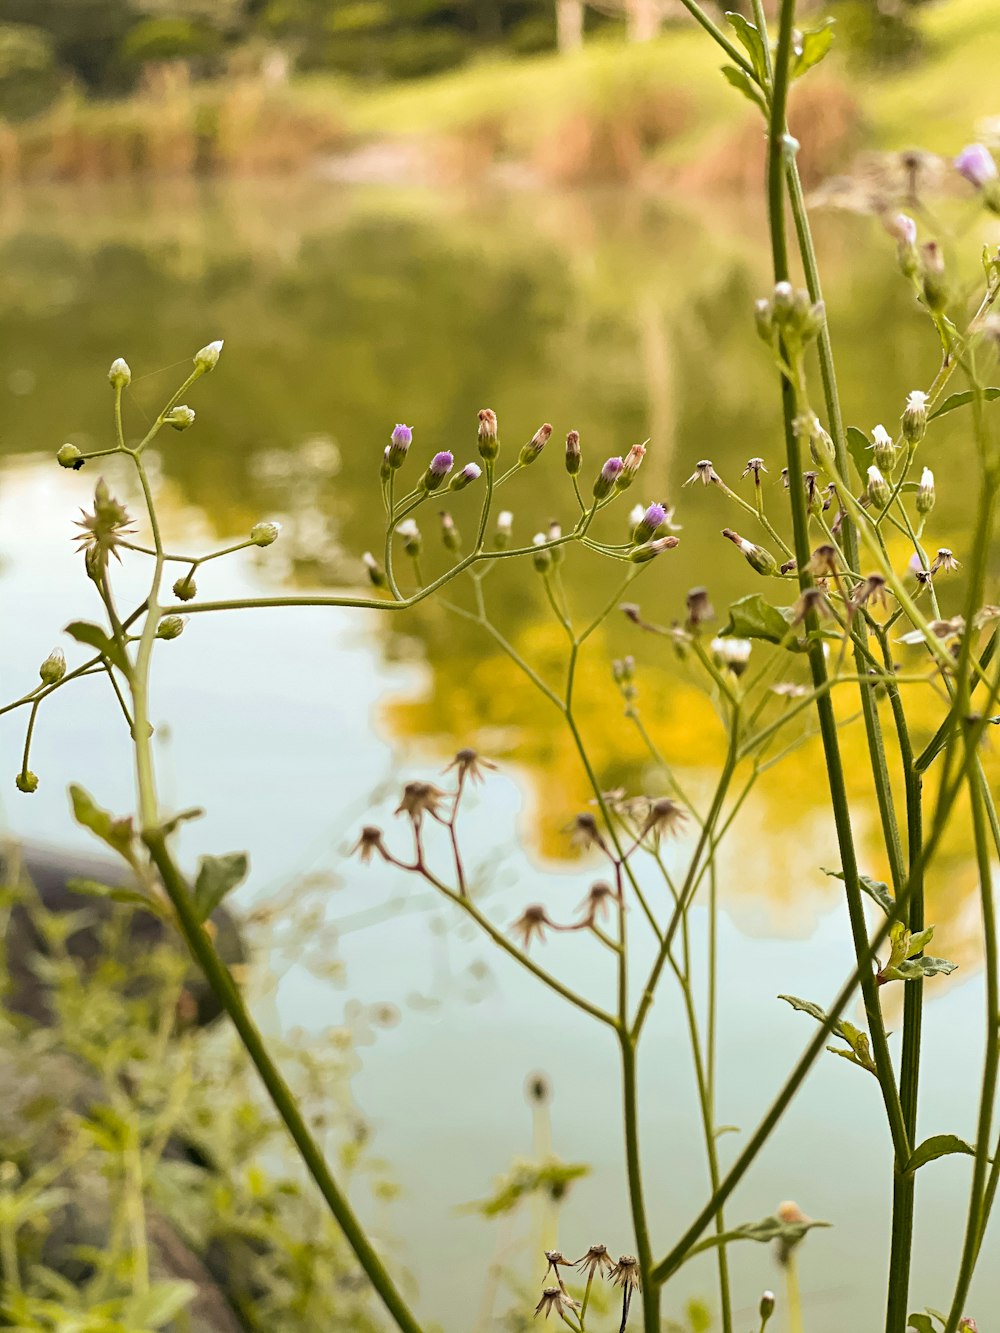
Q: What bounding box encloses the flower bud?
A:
[165,404,196,431]
[759,1290,775,1322]
[422,450,454,492]
[519,422,552,466]
[616,443,646,491]
[633,502,667,543]
[57,443,85,470]
[398,519,421,556]
[494,510,513,550]
[15,771,38,794]
[955,143,997,190]
[39,648,66,685]
[902,390,928,445]
[593,456,624,500]
[389,423,412,469]
[250,520,281,547]
[712,636,752,677]
[363,552,386,587]
[870,424,896,472]
[916,466,935,515]
[754,297,774,343]
[867,464,890,508]
[157,615,186,640]
[547,520,564,566]
[532,532,552,574]
[449,462,482,491]
[722,527,778,576]
[884,212,919,277]
[564,430,581,476]
[380,445,392,482]
[686,587,714,628]
[920,241,948,312]
[173,575,197,601]
[108,357,131,389]
[477,408,499,461]
[629,534,680,563]
[439,511,461,552]
[193,339,224,373]
[772,281,794,318]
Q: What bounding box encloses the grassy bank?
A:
[2,0,999,187]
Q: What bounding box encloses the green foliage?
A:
[0,22,60,120]
[465,1157,590,1217]
[192,850,249,922]
[778,993,878,1075]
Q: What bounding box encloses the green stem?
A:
[619,1035,659,1333]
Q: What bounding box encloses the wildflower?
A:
[495,509,513,549]
[791,586,832,624]
[533,1287,581,1320]
[775,1200,810,1267]
[742,457,767,482]
[884,213,917,247]
[564,812,610,855]
[901,390,928,445]
[869,424,896,471]
[565,429,581,476]
[721,528,778,576]
[397,518,421,557]
[450,463,482,495]
[686,587,714,629]
[542,1251,573,1284]
[173,575,197,601]
[754,298,774,343]
[422,451,454,492]
[107,357,131,388]
[363,552,386,587]
[920,240,948,311]
[932,548,960,573]
[38,648,66,686]
[73,479,135,575]
[156,616,185,641]
[351,826,390,865]
[852,574,889,610]
[629,535,680,563]
[640,797,687,840]
[388,423,412,469]
[439,511,461,552]
[57,443,85,470]
[165,404,195,431]
[576,882,617,926]
[193,340,224,373]
[250,520,281,547]
[532,532,552,574]
[444,748,497,785]
[617,442,646,491]
[760,1290,776,1321]
[477,408,499,461]
[959,1319,978,1332]
[806,545,837,578]
[511,905,557,950]
[609,1255,641,1292]
[633,502,667,543]
[866,465,890,509]
[574,1243,615,1279]
[519,423,552,467]
[916,467,935,515]
[955,143,998,189]
[593,456,624,500]
[684,459,721,487]
[711,637,752,677]
[772,681,810,698]
[898,617,965,647]
[395,781,448,823]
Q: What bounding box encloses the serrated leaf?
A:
[724,12,769,83]
[66,878,165,919]
[823,866,895,915]
[928,387,1000,421]
[192,851,249,923]
[846,426,871,484]
[69,784,135,861]
[720,594,801,648]
[720,64,767,115]
[64,620,129,674]
[792,18,835,78]
[905,1134,976,1174]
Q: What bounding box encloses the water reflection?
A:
[0,179,996,1330]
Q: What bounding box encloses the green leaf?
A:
[886,955,958,982]
[66,878,166,919]
[907,1317,935,1333]
[720,594,800,648]
[714,1124,741,1137]
[792,17,835,78]
[823,866,895,915]
[724,13,769,83]
[779,994,877,1075]
[846,426,871,484]
[69,784,135,861]
[124,1280,196,1329]
[64,620,129,674]
[160,806,205,838]
[905,1134,976,1175]
[720,63,767,115]
[679,1212,830,1269]
[192,851,249,923]
[928,387,1000,421]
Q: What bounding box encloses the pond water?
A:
[0,177,997,1331]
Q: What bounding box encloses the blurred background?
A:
[0,1,999,1330]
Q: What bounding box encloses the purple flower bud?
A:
[422,450,454,492]
[884,212,917,246]
[449,462,482,491]
[632,502,667,543]
[593,455,624,500]
[388,423,412,469]
[955,143,998,190]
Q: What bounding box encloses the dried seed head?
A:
[564,811,609,855]
[576,881,616,926]
[806,545,837,577]
[852,574,888,609]
[394,780,447,822]
[609,1255,641,1292]
[73,479,135,575]
[640,797,687,840]
[932,548,960,573]
[684,459,721,487]
[711,637,752,677]
[510,904,556,950]
[685,586,714,629]
[443,747,497,784]
[351,826,389,865]
[574,1243,615,1279]
[742,457,767,482]
[533,1287,581,1320]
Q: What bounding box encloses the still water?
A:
[0,177,997,1330]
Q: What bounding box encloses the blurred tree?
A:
[0,22,61,119]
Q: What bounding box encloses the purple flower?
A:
[601,456,624,482]
[391,423,412,448]
[430,451,453,475]
[643,502,666,529]
[449,462,482,492]
[955,143,998,190]
[884,212,916,246]
[388,423,412,470]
